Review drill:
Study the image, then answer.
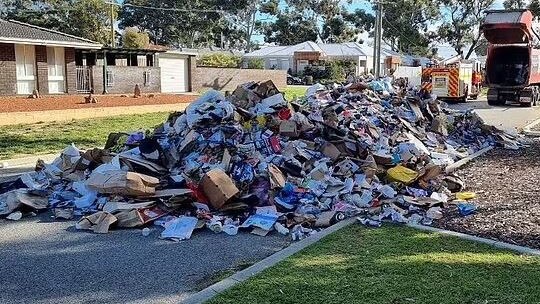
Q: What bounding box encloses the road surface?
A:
[0,214,289,304]
[446,97,540,133]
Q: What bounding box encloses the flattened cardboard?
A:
[200,169,239,209]
[115,209,143,228]
[268,164,286,189]
[279,121,299,137]
[118,154,167,175]
[86,170,159,197]
[149,189,193,198]
[320,142,341,161]
[77,211,117,234]
[221,149,232,171]
[102,201,154,213]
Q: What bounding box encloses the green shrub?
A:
[247,58,265,69]
[198,53,242,68]
[302,60,356,83]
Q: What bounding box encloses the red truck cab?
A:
[481,9,540,107]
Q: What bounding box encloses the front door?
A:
[47,47,65,93]
[15,44,36,95]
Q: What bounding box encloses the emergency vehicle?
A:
[421,60,474,102]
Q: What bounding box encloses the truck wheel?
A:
[487,99,499,106]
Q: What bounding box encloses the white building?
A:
[244,41,430,76]
[243,41,371,75]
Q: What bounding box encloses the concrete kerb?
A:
[0,153,58,167]
[407,224,540,256]
[181,145,499,304]
[522,117,540,136]
[181,218,356,304]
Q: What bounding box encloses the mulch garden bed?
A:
[436,140,540,249]
[0,94,196,113]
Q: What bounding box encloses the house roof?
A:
[245,42,371,58]
[243,41,431,66]
[243,46,288,58]
[0,19,102,49]
[319,43,367,57]
[269,41,324,56]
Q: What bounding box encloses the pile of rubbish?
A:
[0,80,521,241]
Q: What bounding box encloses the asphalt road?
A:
[446,97,540,133]
[0,214,289,304]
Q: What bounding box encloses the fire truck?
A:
[481,9,540,107]
[421,60,475,102]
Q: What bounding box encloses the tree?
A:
[67,0,117,45]
[119,0,252,48]
[437,0,495,59]
[530,0,540,17]
[122,27,150,48]
[348,0,439,55]
[1,0,116,45]
[258,0,361,45]
[503,0,526,9]
[525,0,540,20]
[259,12,318,45]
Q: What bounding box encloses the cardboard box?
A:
[200,169,239,209]
[86,170,159,197]
[279,121,299,137]
[320,142,341,161]
[268,164,286,189]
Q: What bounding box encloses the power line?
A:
[382,17,427,54]
[105,2,225,14]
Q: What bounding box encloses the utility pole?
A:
[110,2,115,47]
[372,1,383,79]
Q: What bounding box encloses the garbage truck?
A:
[481,9,540,107]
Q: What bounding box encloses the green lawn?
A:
[282,85,308,101]
[0,112,169,160]
[208,225,540,304]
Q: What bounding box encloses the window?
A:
[360,60,367,67]
[106,70,114,87]
[146,55,154,67]
[15,44,35,78]
[143,70,151,86]
[47,47,65,77]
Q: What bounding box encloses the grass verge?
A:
[208,225,540,304]
[0,112,169,160]
[282,85,308,101]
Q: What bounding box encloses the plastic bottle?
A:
[6,211,22,221]
[274,222,289,235]
[357,217,382,227]
[223,224,239,236]
[208,221,223,233]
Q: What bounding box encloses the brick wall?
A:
[92,66,160,94]
[0,43,17,95]
[92,66,104,94]
[35,45,48,95]
[65,48,76,94]
[192,67,287,92]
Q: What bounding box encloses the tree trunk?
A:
[465,33,482,59]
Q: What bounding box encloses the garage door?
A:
[160,57,188,93]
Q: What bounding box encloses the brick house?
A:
[0,19,102,95]
[0,19,197,96]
